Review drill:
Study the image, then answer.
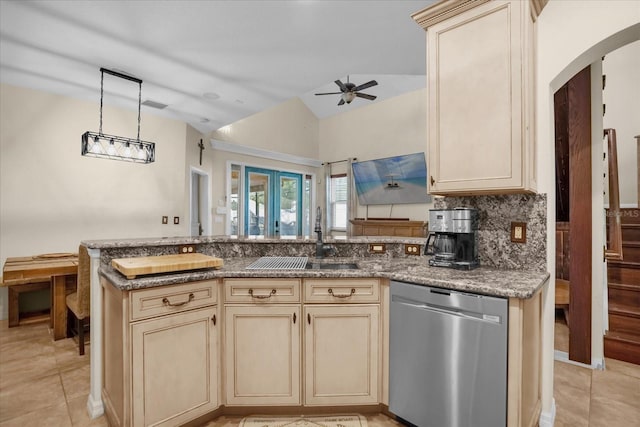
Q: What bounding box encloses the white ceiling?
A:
[0,0,433,133]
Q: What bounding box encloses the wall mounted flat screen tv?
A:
[352,152,431,205]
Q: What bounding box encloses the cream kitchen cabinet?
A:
[223,277,382,408]
[413,0,537,195]
[224,304,301,406]
[223,278,302,406]
[102,279,219,427]
[303,304,379,406]
[303,278,381,406]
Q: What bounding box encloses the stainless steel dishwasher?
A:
[389,280,508,427]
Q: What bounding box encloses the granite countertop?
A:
[100,256,550,299]
[82,235,427,249]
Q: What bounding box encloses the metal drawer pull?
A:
[248,288,277,299]
[308,313,311,324]
[162,293,194,307]
[328,288,356,298]
[293,312,297,324]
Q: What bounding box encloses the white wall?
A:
[603,40,640,207]
[319,89,433,222]
[0,83,194,318]
[536,0,640,421]
[210,97,319,159]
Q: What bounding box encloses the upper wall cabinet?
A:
[413,0,545,195]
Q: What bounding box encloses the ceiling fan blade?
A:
[335,80,347,92]
[314,92,343,96]
[338,98,345,106]
[353,80,378,92]
[356,92,377,101]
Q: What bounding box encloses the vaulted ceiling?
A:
[0,1,433,133]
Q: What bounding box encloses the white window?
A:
[330,174,348,230]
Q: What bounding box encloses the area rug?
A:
[239,414,368,427]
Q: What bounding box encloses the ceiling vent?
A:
[142,99,168,109]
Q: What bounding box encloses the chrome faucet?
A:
[314,207,335,258]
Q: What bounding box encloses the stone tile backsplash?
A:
[434,194,547,271]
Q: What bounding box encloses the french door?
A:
[244,167,302,237]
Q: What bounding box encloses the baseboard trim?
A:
[538,398,556,427]
[554,350,604,370]
[86,394,104,419]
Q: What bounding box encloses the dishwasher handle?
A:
[393,296,503,324]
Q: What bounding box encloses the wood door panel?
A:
[304,305,379,406]
[224,305,301,405]
[131,306,218,427]
[566,65,592,365]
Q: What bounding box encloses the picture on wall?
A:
[352,152,431,205]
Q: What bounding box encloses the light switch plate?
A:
[511,222,526,243]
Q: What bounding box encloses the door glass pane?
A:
[279,175,299,236]
[230,165,240,236]
[303,175,311,237]
[247,172,269,236]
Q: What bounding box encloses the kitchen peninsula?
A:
[84,236,549,427]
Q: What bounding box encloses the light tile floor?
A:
[553,311,640,426]
[1,318,639,426]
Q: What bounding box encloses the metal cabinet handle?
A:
[307,313,311,324]
[430,176,435,186]
[248,288,276,299]
[328,288,355,298]
[162,293,194,307]
[212,314,216,325]
[293,312,297,324]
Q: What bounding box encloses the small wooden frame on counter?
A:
[350,218,427,238]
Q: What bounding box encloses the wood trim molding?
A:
[411,0,490,29]
[636,135,640,206]
[529,0,548,21]
[412,0,548,28]
[210,139,322,168]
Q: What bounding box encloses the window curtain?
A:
[323,162,332,235]
[347,158,357,236]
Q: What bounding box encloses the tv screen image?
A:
[352,152,431,205]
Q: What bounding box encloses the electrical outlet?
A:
[162,216,168,224]
[179,245,195,254]
[369,243,386,254]
[511,222,527,243]
[405,244,421,255]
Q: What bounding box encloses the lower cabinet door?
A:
[304,305,379,405]
[225,305,301,405]
[131,306,218,427]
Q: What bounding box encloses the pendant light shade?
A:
[81,68,156,164]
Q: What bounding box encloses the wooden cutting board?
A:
[112,253,223,279]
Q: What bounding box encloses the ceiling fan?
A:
[315,76,378,105]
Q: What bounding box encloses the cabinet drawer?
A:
[224,278,301,303]
[129,280,217,321]
[303,278,380,303]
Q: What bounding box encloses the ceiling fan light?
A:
[342,92,356,104]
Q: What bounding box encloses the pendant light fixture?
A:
[81,68,155,163]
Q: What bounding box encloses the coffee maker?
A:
[425,208,479,270]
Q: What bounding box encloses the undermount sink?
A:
[305,262,359,270]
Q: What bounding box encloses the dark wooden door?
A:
[554,65,592,365]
